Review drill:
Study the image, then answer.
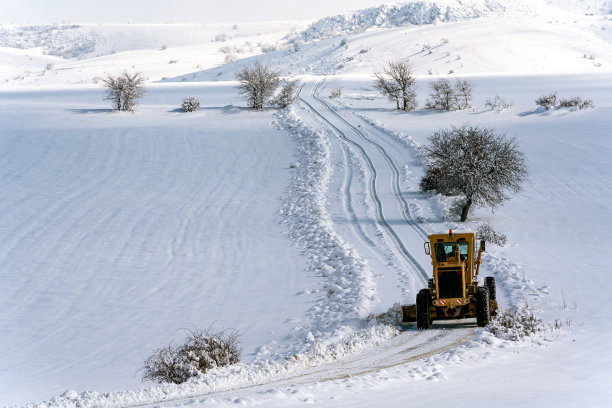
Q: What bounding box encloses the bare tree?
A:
[420,125,527,221]
[454,79,473,109]
[425,78,455,111]
[274,78,300,108]
[373,61,417,111]
[235,61,280,110]
[102,71,147,111]
[425,78,474,111]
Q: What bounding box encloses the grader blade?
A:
[401,304,417,323]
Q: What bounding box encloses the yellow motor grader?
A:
[402,230,498,329]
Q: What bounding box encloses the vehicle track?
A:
[312,81,430,242]
[299,80,428,284]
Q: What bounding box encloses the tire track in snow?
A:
[312,84,430,242]
[299,80,428,286]
[133,325,474,408]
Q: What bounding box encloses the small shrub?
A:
[488,307,543,341]
[535,92,557,110]
[559,96,593,110]
[142,327,241,384]
[339,38,348,47]
[182,97,201,112]
[476,223,508,246]
[274,78,300,108]
[330,88,343,98]
[214,33,228,42]
[485,95,512,112]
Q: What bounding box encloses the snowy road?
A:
[139,323,474,407]
[298,79,433,310]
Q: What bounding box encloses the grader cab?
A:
[402,230,498,329]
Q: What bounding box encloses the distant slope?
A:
[295,0,508,42]
[168,10,612,82]
[292,0,611,42]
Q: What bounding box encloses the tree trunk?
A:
[460,198,472,222]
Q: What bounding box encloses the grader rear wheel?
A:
[416,289,432,330]
[476,286,490,327]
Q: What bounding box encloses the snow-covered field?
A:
[1,1,612,407]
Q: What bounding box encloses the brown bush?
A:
[142,327,241,384]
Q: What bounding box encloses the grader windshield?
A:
[434,241,469,262]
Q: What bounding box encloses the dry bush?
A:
[559,96,593,110]
[535,92,557,110]
[485,95,512,112]
[142,327,241,384]
[477,223,508,246]
[488,307,543,341]
[182,97,201,112]
[329,88,343,98]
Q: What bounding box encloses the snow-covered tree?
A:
[235,62,280,110]
[102,71,146,111]
[182,97,201,112]
[373,61,417,111]
[420,125,528,221]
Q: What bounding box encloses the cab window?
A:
[435,242,469,262]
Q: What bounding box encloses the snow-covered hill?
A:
[0,22,304,85]
[1,1,612,407]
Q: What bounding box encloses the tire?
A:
[476,286,490,327]
[485,277,496,301]
[416,289,431,330]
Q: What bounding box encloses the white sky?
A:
[1,0,391,24]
